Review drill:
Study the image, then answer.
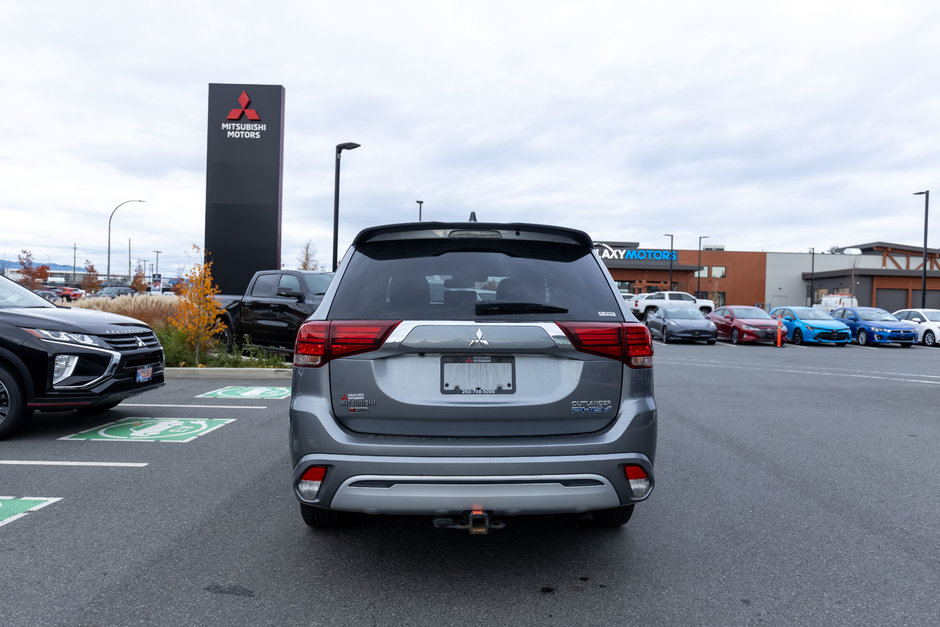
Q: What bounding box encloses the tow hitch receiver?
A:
[433,510,505,534]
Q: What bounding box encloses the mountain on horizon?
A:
[0,258,77,273]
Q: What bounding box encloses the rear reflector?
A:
[297,466,327,500]
[294,321,400,368]
[624,465,652,498]
[556,322,653,368]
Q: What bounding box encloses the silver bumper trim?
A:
[329,473,620,515]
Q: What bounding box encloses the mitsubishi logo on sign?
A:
[227,90,260,121]
[220,89,266,139]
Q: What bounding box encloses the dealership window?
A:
[711,266,726,278]
[695,267,707,278]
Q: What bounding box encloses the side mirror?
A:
[784,316,793,322]
[276,287,303,300]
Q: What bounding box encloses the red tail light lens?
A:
[294,321,330,367]
[556,322,653,369]
[622,323,654,368]
[297,466,327,500]
[331,321,401,359]
[294,321,401,368]
[624,464,652,498]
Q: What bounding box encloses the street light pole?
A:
[664,233,674,290]
[332,142,360,272]
[809,247,816,306]
[153,250,161,276]
[914,191,929,309]
[697,235,709,298]
[107,200,144,287]
[417,200,423,221]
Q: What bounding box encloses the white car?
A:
[892,308,940,347]
[631,291,715,319]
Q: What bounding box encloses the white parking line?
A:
[0,460,148,467]
[657,359,940,386]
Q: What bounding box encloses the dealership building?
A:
[597,241,940,311]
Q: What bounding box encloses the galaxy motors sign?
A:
[595,242,677,261]
[205,83,285,294]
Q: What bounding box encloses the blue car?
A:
[769,306,851,345]
[830,306,917,347]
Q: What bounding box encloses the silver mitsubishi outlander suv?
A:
[289,221,656,533]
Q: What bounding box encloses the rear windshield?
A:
[329,239,623,321]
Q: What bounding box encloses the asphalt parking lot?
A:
[1,344,938,626]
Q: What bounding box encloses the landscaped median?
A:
[163,367,292,379]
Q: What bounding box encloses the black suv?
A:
[0,276,165,438]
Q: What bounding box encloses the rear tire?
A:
[923,330,935,347]
[590,504,635,527]
[300,504,354,529]
[0,365,29,439]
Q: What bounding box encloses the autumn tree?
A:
[130,263,148,293]
[17,250,50,290]
[81,260,102,293]
[169,246,227,364]
[298,240,323,270]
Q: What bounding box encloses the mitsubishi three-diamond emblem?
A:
[468,328,489,347]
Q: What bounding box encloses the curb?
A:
[164,367,292,380]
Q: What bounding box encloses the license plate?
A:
[136,366,153,383]
[441,356,515,395]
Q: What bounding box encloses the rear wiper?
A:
[475,302,569,315]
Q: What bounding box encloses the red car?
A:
[56,286,83,301]
[707,305,781,344]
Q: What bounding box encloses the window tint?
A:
[278,274,301,293]
[329,240,623,321]
[732,307,772,319]
[302,273,333,294]
[250,274,278,297]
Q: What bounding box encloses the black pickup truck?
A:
[217,270,333,353]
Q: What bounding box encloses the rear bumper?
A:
[292,452,653,515]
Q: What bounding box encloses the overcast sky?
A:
[2,1,939,278]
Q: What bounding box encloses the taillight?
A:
[294,321,330,367]
[622,323,653,368]
[556,322,653,369]
[294,321,401,368]
[297,466,327,500]
[624,464,652,498]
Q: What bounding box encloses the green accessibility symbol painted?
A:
[197,386,291,400]
[0,497,61,527]
[61,417,234,443]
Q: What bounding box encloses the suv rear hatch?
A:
[298,223,651,437]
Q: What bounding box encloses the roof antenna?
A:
[468,211,477,222]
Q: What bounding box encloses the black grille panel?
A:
[103,331,162,352]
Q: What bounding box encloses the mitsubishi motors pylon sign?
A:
[205,83,285,294]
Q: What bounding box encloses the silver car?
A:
[289,221,656,533]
